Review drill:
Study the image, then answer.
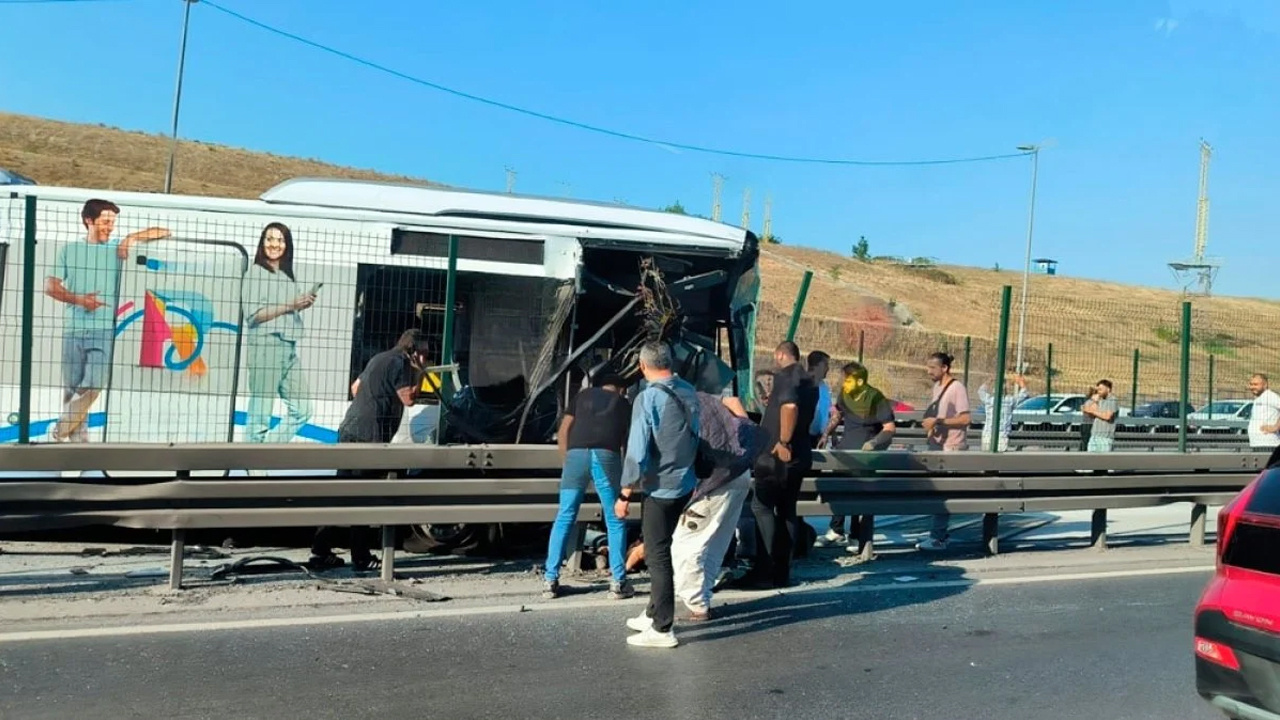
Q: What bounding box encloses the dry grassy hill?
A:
[5,111,1278,406]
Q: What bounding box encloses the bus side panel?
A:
[104,237,248,444]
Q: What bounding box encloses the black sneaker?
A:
[608,580,635,599]
[542,580,561,599]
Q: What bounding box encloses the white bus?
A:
[0,178,760,448]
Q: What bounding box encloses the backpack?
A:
[649,382,716,481]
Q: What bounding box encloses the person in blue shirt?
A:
[44,198,169,442]
[616,341,699,649]
[808,350,834,446]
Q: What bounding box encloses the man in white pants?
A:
[672,390,766,622]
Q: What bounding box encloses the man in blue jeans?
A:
[543,372,635,600]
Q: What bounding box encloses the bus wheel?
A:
[403,523,495,556]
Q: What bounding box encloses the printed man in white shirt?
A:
[1247,373,1280,453]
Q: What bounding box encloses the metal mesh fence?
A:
[1014,290,1280,413]
[0,195,577,445]
[756,301,995,411]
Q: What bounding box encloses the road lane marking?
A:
[0,563,1213,643]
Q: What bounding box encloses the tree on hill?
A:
[852,236,870,261]
[661,201,687,215]
[762,233,782,244]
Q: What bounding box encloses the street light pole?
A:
[163,0,198,194]
[1013,144,1040,375]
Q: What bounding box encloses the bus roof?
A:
[6,178,753,253]
[261,178,749,245]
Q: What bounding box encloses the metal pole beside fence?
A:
[858,329,865,364]
[990,286,1013,452]
[785,270,813,343]
[1178,301,1192,453]
[437,235,459,440]
[962,336,971,390]
[1131,348,1140,412]
[18,196,37,444]
[1207,354,1215,418]
[1045,342,1053,408]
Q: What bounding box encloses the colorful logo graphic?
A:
[140,290,212,376]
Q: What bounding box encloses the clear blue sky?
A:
[3,0,1279,298]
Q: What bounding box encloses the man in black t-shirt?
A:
[310,329,428,572]
[740,341,817,589]
[542,372,634,600]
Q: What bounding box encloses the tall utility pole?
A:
[762,194,773,241]
[1013,144,1040,375]
[1193,139,1213,295]
[740,187,751,230]
[505,167,517,194]
[711,173,725,222]
[164,0,199,195]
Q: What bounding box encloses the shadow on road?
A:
[685,561,971,644]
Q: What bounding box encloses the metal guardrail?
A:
[0,445,1269,590]
[886,428,1249,452]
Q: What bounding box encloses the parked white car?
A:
[1187,399,1252,433]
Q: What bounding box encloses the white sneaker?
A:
[816,529,846,547]
[916,538,948,551]
[626,626,678,648]
[626,611,653,633]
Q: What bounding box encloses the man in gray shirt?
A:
[1083,379,1119,453]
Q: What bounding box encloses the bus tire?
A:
[403,523,496,556]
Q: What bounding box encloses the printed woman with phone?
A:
[242,222,316,443]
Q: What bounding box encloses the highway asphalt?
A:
[0,571,1220,720]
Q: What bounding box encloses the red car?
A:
[1194,460,1280,719]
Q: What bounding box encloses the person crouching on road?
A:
[617,341,699,649]
[671,389,768,622]
[542,372,635,601]
[309,329,428,572]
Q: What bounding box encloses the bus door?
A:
[103,238,248,444]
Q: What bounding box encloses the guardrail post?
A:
[168,529,186,590]
[167,470,191,589]
[961,336,971,390]
[18,195,37,444]
[565,521,589,577]
[1130,348,1140,414]
[982,514,1000,555]
[1179,301,1192,453]
[858,515,876,562]
[989,286,1013,452]
[785,270,813,343]
[1190,503,1207,547]
[1090,509,1108,551]
[381,472,400,582]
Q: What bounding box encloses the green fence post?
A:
[962,336,972,390]
[18,196,37,444]
[1178,301,1192,453]
[1130,348,1140,411]
[785,270,813,343]
[1045,343,1053,412]
[437,235,459,439]
[990,286,1013,452]
[857,329,865,364]
[1206,354,1215,418]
